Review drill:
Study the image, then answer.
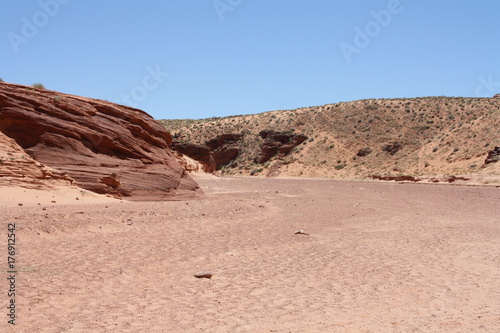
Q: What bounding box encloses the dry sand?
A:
[1,186,120,207]
[1,176,499,332]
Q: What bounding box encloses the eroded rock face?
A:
[205,134,243,150]
[357,147,373,157]
[255,130,307,164]
[0,131,74,189]
[0,82,200,200]
[382,142,403,156]
[485,146,500,164]
[174,153,207,173]
[171,134,243,172]
[428,175,470,183]
[171,142,216,172]
[206,134,242,168]
[372,175,421,182]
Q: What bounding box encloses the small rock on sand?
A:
[194,271,213,279]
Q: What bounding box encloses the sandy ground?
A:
[0,186,120,207]
[1,176,499,332]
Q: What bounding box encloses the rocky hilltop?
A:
[0,82,200,200]
[162,96,499,183]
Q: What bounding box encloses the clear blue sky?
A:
[1,0,499,119]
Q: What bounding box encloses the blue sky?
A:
[1,0,499,119]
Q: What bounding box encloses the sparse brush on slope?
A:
[160,97,500,180]
[32,83,45,89]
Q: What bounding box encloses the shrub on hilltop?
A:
[32,83,45,89]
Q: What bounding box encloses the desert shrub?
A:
[382,142,403,155]
[334,164,346,170]
[32,83,45,89]
[250,168,263,176]
[0,78,4,82]
[357,147,372,157]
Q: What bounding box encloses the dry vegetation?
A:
[160,97,499,180]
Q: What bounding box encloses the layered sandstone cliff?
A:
[0,82,200,200]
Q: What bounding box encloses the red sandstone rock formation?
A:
[206,134,242,168]
[0,82,200,200]
[255,130,308,164]
[382,142,403,156]
[371,175,421,182]
[171,142,216,173]
[0,131,74,189]
[171,134,243,172]
[485,146,499,164]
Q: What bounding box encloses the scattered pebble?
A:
[295,230,310,235]
[194,271,213,279]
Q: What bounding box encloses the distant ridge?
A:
[161,96,499,184]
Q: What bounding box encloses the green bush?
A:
[32,83,45,89]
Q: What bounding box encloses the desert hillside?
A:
[161,96,500,183]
